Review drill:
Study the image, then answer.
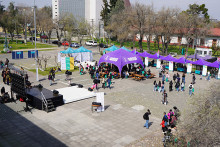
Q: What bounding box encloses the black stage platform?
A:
[26,87,64,110]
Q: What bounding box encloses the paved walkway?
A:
[0,48,219,146]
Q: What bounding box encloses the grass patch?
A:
[29,66,79,76]
[0,40,55,51]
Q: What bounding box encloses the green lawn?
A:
[110,40,196,55]
[29,66,79,76]
[0,40,55,51]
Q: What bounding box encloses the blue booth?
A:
[28,50,38,58]
[12,51,24,59]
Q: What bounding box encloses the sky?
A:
[1,0,220,20]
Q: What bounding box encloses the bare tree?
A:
[39,55,51,70]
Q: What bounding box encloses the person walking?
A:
[107,77,111,89]
[161,81,165,92]
[182,73,186,84]
[162,90,168,105]
[181,82,185,91]
[153,80,157,91]
[188,83,194,96]
[165,72,169,82]
[173,106,181,119]
[162,74,165,83]
[206,72,211,81]
[48,73,52,86]
[173,73,177,83]
[169,80,173,92]
[158,81,162,92]
[143,109,151,129]
[192,74,196,84]
[167,109,174,126]
[175,81,180,92]
[102,77,105,89]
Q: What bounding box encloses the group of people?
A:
[160,107,180,133]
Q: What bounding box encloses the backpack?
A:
[170,112,174,117]
[143,113,146,120]
[189,85,192,89]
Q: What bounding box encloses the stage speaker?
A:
[38,84,43,89]
[53,90,59,95]
[88,88,93,91]
[78,84,83,88]
[70,83,77,86]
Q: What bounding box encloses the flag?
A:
[157,49,159,58]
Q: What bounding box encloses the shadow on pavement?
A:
[0,103,67,147]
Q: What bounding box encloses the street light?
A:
[34,0,38,81]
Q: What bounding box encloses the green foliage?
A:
[100,0,110,26]
[185,3,210,23]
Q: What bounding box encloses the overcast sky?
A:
[1,0,220,20]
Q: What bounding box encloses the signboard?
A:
[156,59,161,69]
[218,68,220,79]
[202,65,207,76]
[169,61,173,71]
[61,57,74,70]
[145,57,149,67]
[96,92,104,112]
[187,63,192,73]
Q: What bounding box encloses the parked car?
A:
[30,37,37,41]
[52,40,59,44]
[40,35,48,39]
[70,43,80,48]
[99,43,108,48]
[62,41,69,46]
[169,52,177,57]
[14,35,22,38]
[85,40,98,46]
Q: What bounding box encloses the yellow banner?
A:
[70,57,74,70]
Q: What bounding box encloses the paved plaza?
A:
[0,47,219,147]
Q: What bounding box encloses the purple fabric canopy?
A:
[192,59,210,66]
[149,53,163,59]
[187,54,213,60]
[139,51,151,57]
[98,49,144,73]
[160,55,177,61]
[174,57,192,64]
[207,61,220,68]
[131,49,139,55]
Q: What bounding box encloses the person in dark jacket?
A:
[143,109,151,129]
[192,74,196,84]
[169,80,173,91]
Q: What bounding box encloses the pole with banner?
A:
[169,61,173,72]
[187,63,192,74]
[145,57,149,67]
[202,65,207,76]
[156,59,161,69]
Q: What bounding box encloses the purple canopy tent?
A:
[192,58,210,66]
[139,51,151,57]
[98,49,144,73]
[148,53,164,59]
[160,55,177,61]
[174,57,192,64]
[200,55,214,60]
[207,61,220,68]
[131,49,140,55]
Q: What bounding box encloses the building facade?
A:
[52,0,131,26]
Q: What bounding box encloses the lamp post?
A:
[34,0,38,81]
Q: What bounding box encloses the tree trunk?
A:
[161,36,165,55]
[138,34,143,52]
[147,37,150,51]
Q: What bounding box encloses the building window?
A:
[55,15,57,16]
[204,51,207,55]
[55,12,57,13]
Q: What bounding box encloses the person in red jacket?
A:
[160,119,167,133]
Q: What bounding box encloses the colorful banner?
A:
[145,57,149,67]
[156,59,161,69]
[58,53,61,62]
[202,65,207,76]
[169,61,173,71]
[61,57,74,70]
[187,63,192,73]
[218,68,220,79]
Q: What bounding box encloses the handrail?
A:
[41,92,48,111]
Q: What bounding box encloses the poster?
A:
[218,68,220,79]
[202,65,207,76]
[58,53,61,62]
[169,61,173,71]
[156,59,161,69]
[187,63,192,73]
[96,92,104,112]
[145,57,149,67]
[61,57,74,70]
